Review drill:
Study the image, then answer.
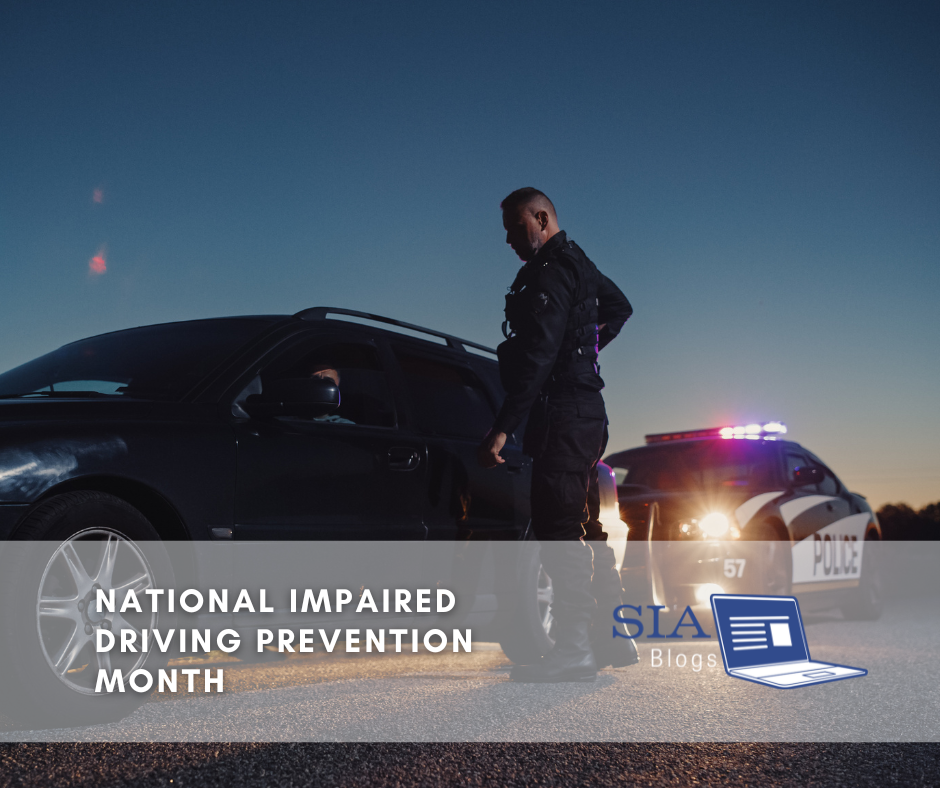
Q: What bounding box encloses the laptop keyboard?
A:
[734,661,830,678]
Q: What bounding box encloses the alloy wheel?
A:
[36,528,157,695]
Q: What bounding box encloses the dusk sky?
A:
[1,1,937,509]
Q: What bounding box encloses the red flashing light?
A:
[645,427,725,444]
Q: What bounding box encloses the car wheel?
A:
[0,491,176,728]
[751,521,791,597]
[841,532,883,621]
[497,541,555,664]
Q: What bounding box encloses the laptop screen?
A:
[711,595,810,670]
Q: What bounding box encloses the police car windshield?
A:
[606,440,777,493]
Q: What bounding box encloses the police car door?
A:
[782,450,856,597]
[801,452,866,598]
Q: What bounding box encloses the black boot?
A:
[510,614,597,682]
[590,541,640,669]
[592,591,640,668]
[511,540,598,683]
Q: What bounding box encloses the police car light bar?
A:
[644,422,787,444]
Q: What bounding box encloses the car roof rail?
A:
[294,306,497,355]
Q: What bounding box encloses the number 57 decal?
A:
[724,558,746,578]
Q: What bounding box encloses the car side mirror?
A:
[244,377,340,419]
[791,465,823,487]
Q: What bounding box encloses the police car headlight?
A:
[695,583,726,604]
[698,512,730,539]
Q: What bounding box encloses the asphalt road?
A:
[1,742,938,788]
[3,597,937,744]
[1,596,937,785]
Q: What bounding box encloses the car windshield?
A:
[606,440,778,492]
[0,318,278,402]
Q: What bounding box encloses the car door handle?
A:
[506,463,523,474]
[388,448,421,471]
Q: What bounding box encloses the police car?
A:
[604,423,883,620]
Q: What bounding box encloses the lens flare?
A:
[695,583,726,604]
[88,249,107,275]
[699,512,730,538]
[93,188,104,204]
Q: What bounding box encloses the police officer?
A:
[478,187,637,682]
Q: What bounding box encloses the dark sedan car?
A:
[0,307,566,725]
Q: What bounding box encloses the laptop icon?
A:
[710,594,867,688]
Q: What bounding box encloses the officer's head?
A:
[501,187,560,262]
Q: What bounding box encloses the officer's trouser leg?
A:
[511,464,597,683]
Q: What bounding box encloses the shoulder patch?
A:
[532,291,549,314]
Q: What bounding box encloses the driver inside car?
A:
[306,362,355,425]
[231,360,355,424]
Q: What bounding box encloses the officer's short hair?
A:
[501,188,556,218]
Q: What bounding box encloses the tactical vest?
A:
[503,238,601,384]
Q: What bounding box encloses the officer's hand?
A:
[477,430,508,468]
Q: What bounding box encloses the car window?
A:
[245,340,397,428]
[817,469,840,496]
[786,453,815,489]
[606,440,777,492]
[29,379,125,395]
[394,351,495,439]
[786,451,838,493]
[805,451,842,496]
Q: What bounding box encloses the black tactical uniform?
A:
[492,231,637,679]
[493,230,632,537]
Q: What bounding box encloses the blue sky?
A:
[1,1,938,508]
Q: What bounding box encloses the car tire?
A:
[841,532,883,621]
[0,491,176,728]
[751,521,791,597]
[497,541,555,664]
